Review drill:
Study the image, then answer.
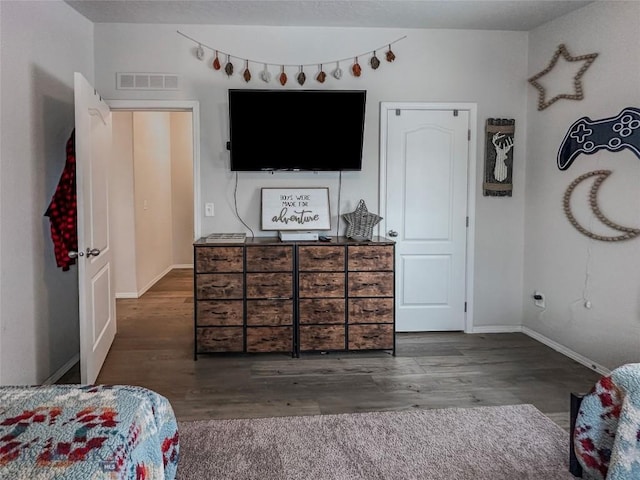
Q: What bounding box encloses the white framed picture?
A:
[261,188,331,231]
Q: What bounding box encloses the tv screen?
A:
[228,89,366,171]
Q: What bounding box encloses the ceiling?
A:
[65,0,595,31]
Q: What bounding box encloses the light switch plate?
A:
[205,203,215,217]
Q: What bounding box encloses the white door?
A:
[74,72,116,383]
[382,106,470,331]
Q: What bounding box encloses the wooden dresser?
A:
[193,236,395,358]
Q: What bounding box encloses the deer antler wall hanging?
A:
[483,118,515,197]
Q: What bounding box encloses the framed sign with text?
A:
[261,188,331,231]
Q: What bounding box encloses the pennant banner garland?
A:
[177,30,406,84]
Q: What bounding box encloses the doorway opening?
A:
[111,110,195,298]
[108,100,199,299]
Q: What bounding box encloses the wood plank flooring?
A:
[62,268,601,430]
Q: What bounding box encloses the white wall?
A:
[0,1,93,384]
[94,24,529,329]
[133,112,174,292]
[111,111,138,296]
[170,112,194,265]
[524,1,640,370]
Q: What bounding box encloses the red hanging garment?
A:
[45,129,78,271]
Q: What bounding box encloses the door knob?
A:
[68,250,84,259]
[388,230,398,237]
[86,248,101,257]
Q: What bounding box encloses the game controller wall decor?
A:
[559,107,640,242]
[528,44,598,111]
[557,107,640,170]
[483,118,515,197]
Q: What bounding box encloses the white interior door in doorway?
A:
[380,104,475,332]
[74,72,116,383]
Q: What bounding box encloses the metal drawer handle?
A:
[361,256,379,260]
[313,309,331,314]
[259,283,280,287]
[211,311,229,315]
[362,309,380,313]
[210,283,231,288]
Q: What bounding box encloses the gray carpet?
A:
[176,404,575,479]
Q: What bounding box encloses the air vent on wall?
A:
[116,73,180,91]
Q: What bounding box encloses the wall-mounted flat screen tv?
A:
[228,89,366,171]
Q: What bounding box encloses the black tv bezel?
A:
[227,89,366,172]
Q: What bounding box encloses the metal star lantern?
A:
[342,199,382,241]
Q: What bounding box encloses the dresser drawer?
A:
[246,299,293,326]
[299,272,345,298]
[197,327,244,352]
[299,298,345,324]
[246,245,293,272]
[246,273,292,299]
[348,245,393,271]
[348,298,394,324]
[348,272,393,297]
[246,326,293,353]
[196,273,244,299]
[299,325,345,351]
[348,324,394,350]
[298,246,345,271]
[195,247,243,273]
[196,300,243,326]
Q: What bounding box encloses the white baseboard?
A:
[116,264,192,299]
[469,325,523,334]
[138,265,174,297]
[521,326,611,376]
[43,354,79,385]
[470,325,610,376]
[116,292,139,299]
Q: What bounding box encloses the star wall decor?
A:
[342,199,382,241]
[528,44,598,111]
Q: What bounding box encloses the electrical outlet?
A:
[533,291,545,308]
[205,202,215,217]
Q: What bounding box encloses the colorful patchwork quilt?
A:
[574,363,640,480]
[0,384,179,479]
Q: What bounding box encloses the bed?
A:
[0,384,179,479]
[570,363,640,479]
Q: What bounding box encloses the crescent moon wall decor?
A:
[563,170,640,242]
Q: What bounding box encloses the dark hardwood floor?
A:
[61,268,601,430]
